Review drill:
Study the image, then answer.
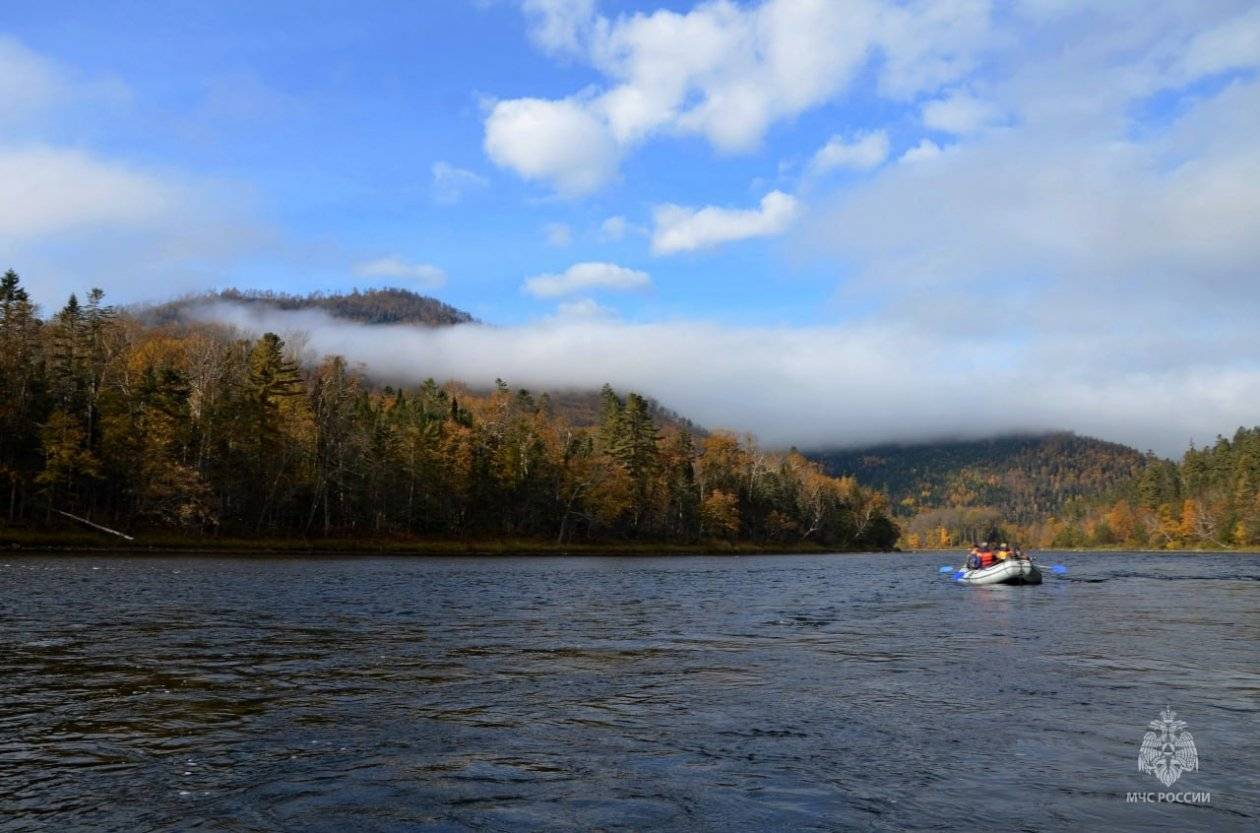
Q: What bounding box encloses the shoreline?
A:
[3,531,1256,557]
[0,531,871,557]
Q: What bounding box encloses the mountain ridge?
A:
[135,287,476,328]
[808,432,1151,543]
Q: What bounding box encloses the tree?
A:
[700,489,739,539]
[36,409,102,513]
[0,270,45,520]
[241,333,307,530]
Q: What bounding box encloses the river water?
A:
[1,552,1256,832]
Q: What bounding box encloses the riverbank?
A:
[908,545,1260,554]
[0,529,856,556]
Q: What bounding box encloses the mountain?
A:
[137,287,475,328]
[809,432,1150,542]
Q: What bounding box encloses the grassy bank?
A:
[0,528,853,556]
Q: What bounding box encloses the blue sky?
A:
[3,1,1260,452]
[4,0,867,324]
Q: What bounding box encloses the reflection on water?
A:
[1,552,1257,831]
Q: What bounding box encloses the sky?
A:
[3,1,1260,454]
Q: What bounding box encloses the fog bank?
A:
[193,302,1260,457]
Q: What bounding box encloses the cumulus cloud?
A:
[522,261,650,298]
[652,191,799,255]
[487,0,991,192]
[431,161,488,204]
[483,96,621,196]
[808,130,890,175]
[352,256,446,288]
[189,301,1260,456]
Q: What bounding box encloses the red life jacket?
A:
[979,552,995,568]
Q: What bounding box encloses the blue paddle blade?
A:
[938,565,956,573]
[952,570,966,580]
[1051,564,1067,574]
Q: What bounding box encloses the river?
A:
[2,552,1257,831]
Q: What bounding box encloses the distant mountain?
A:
[137,287,475,328]
[809,432,1149,526]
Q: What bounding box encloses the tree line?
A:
[0,272,898,549]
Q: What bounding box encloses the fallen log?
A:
[55,510,135,542]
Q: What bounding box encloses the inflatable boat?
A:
[954,558,1042,586]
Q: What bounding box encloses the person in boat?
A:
[997,543,1011,561]
[970,543,997,569]
[966,543,981,570]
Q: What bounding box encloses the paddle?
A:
[1034,563,1068,574]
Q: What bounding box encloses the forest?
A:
[1033,430,1260,549]
[0,271,898,550]
[829,432,1260,550]
[814,433,1148,525]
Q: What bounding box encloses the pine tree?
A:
[0,270,45,519]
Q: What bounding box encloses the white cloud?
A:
[431,161,488,204]
[353,256,447,289]
[487,0,993,193]
[652,190,799,255]
[554,297,613,319]
[1175,5,1260,81]
[483,96,621,196]
[543,221,572,247]
[599,215,628,241]
[900,138,942,163]
[808,130,890,174]
[522,0,596,56]
[876,0,992,99]
[921,89,1001,135]
[522,261,651,298]
[0,146,179,238]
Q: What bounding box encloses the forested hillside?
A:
[1051,430,1260,549]
[139,287,476,327]
[813,434,1147,522]
[811,434,1149,547]
[0,272,896,549]
[814,430,1260,549]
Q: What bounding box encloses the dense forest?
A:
[816,432,1260,549]
[814,433,1147,523]
[1041,430,1260,549]
[0,271,897,550]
